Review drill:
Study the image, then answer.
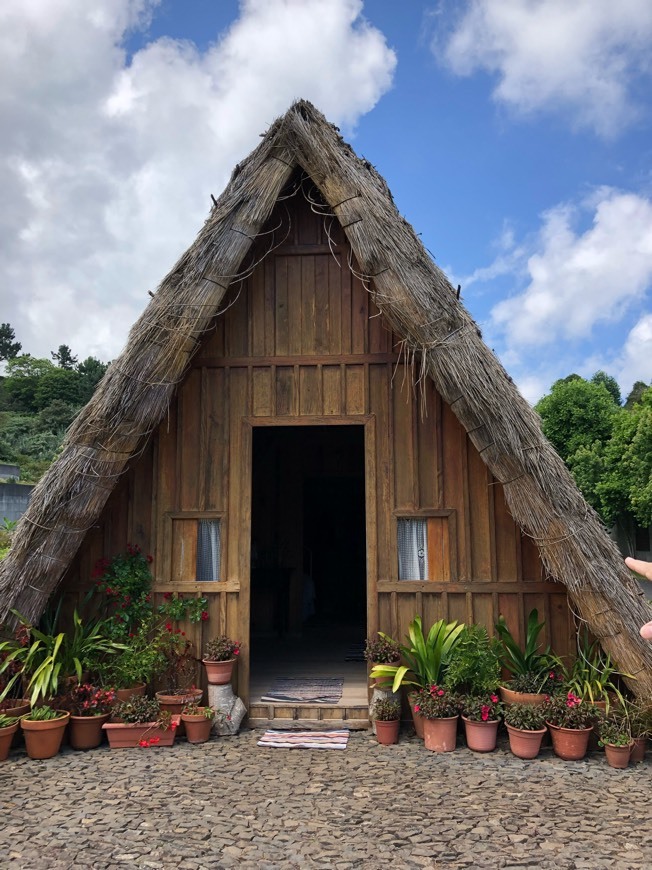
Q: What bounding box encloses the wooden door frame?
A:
[238,414,377,709]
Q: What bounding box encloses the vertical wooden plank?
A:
[351,271,368,354]
[340,249,352,354]
[226,276,250,357]
[275,367,295,416]
[227,368,248,582]
[328,255,342,354]
[314,255,330,353]
[299,366,321,415]
[364,417,379,640]
[392,374,416,509]
[274,257,289,355]
[442,402,468,580]
[301,255,316,353]
[178,369,201,511]
[251,258,266,356]
[252,368,272,416]
[156,401,178,582]
[345,365,365,415]
[322,366,342,415]
[205,368,228,511]
[287,257,302,355]
[493,482,519,582]
[369,365,391,583]
[467,439,492,581]
[417,380,437,509]
[171,519,197,581]
[427,517,451,582]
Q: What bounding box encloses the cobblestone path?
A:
[0,729,650,869]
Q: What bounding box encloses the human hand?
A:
[626,557,652,640]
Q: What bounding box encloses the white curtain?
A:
[197,520,221,581]
[397,518,428,580]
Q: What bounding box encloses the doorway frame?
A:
[238,414,377,710]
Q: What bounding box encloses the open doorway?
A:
[249,425,367,705]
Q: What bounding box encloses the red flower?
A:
[138,739,149,747]
[165,621,173,632]
[437,689,444,697]
[490,694,498,704]
[149,736,160,745]
[201,611,209,621]
[413,704,420,713]
[147,554,153,563]
[163,592,173,601]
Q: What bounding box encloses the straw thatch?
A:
[1,100,651,695]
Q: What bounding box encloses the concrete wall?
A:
[0,482,34,523]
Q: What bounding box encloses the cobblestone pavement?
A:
[1,728,651,870]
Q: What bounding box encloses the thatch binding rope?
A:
[1,100,650,694]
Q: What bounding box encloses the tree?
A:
[535,377,617,463]
[591,370,621,406]
[3,355,56,412]
[625,381,649,410]
[76,356,108,404]
[34,367,82,410]
[51,344,78,370]
[0,323,21,361]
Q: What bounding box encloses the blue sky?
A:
[2,0,652,403]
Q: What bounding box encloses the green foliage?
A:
[372,697,401,721]
[625,381,649,410]
[97,617,165,689]
[543,692,598,729]
[25,705,64,721]
[158,593,209,625]
[3,356,56,412]
[495,609,552,682]
[597,712,631,747]
[554,632,624,708]
[591,371,622,406]
[503,702,546,731]
[369,616,465,693]
[443,624,501,695]
[93,545,154,640]
[51,344,78,370]
[113,695,165,725]
[0,713,20,728]
[34,367,82,409]
[182,703,215,719]
[203,635,240,662]
[413,685,460,719]
[535,376,617,462]
[460,692,503,722]
[0,324,21,361]
[364,632,401,664]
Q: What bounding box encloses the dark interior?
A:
[250,425,366,644]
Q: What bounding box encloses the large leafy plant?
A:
[369,617,465,694]
[554,632,627,710]
[443,624,501,695]
[495,609,553,690]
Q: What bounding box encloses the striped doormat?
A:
[257,729,350,750]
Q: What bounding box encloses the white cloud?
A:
[490,189,652,347]
[614,314,652,393]
[0,0,396,362]
[435,0,652,137]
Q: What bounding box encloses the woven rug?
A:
[257,729,350,750]
[260,677,343,704]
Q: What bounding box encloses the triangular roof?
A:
[2,100,650,694]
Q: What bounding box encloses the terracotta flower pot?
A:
[0,700,30,749]
[630,736,647,764]
[69,714,111,750]
[506,724,547,759]
[155,689,203,737]
[604,742,633,769]
[423,715,458,752]
[375,719,400,745]
[21,711,70,760]
[408,692,424,739]
[546,722,592,760]
[202,659,236,685]
[462,716,499,752]
[181,710,214,744]
[499,686,547,707]
[103,715,180,748]
[0,722,19,761]
[114,683,146,703]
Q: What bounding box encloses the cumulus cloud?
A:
[0,0,396,362]
[434,0,652,137]
[614,314,652,393]
[490,189,652,347]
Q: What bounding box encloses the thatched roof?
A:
[2,100,651,695]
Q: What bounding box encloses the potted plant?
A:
[628,700,652,763]
[556,635,625,712]
[444,624,502,696]
[495,610,558,705]
[202,635,241,685]
[413,685,460,752]
[0,608,124,706]
[0,713,20,762]
[460,693,503,752]
[598,714,633,769]
[103,695,179,748]
[97,617,165,700]
[372,697,401,745]
[543,691,598,760]
[67,684,117,750]
[20,705,70,759]
[364,632,401,688]
[154,628,203,734]
[181,702,216,744]
[504,703,547,759]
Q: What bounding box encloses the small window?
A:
[398,518,429,580]
[197,519,221,581]
[396,513,454,582]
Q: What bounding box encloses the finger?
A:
[625,557,652,583]
[641,622,652,641]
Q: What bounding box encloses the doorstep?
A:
[247,703,369,730]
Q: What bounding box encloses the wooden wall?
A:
[60,186,574,703]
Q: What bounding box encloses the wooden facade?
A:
[60,191,574,712]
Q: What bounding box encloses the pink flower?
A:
[437,689,444,697]
[139,739,149,747]
[413,705,420,713]
[490,694,498,704]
